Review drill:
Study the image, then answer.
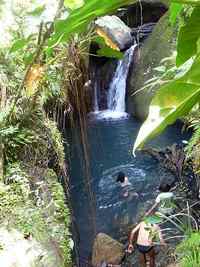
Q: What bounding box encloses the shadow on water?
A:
[66,116,190,264]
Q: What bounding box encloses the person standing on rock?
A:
[145,181,174,216]
[127,219,166,267]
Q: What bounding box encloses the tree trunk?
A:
[0,74,7,179]
[0,143,3,179]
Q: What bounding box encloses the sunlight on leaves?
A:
[27,5,45,17]
[176,7,200,66]
[169,3,183,25]
[93,35,123,59]
[133,56,200,154]
[172,0,200,5]
[10,39,28,53]
[64,0,84,10]
[96,28,120,51]
[25,64,45,97]
[49,0,136,48]
[97,47,123,59]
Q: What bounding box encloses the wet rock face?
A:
[95,15,133,51]
[89,1,169,114]
[127,12,175,121]
[92,233,124,266]
[89,59,118,110]
[117,1,168,28]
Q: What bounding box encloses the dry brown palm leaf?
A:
[25,64,45,97]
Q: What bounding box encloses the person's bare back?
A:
[137,221,154,246]
[128,220,166,267]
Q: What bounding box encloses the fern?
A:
[0,95,44,164]
[1,126,37,162]
[185,126,200,157]
[176,232,200,267]
[184,113,200,172]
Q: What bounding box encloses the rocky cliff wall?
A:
[127,12,176,121]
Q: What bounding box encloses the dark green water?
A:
[68,116,189,265]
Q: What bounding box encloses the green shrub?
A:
[176,232,200,267]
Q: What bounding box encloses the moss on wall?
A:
[0,119,72,267]
[128,12,176,121]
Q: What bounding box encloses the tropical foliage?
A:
[176,232,200,267]
[0,0,139,265]
[3,0,200,266]
[133,0,200,154]
[131,4,200,264]
[0,0,137,173]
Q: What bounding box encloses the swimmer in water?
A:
[116,172,138,198]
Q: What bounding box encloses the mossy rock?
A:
[128,12,176,121]
[92,233,124,266]
[0,166,72,267]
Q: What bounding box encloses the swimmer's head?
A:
[116,171,125,183]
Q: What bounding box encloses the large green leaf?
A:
[144,215,163,224]
[48,0,136,47]
[169,3,183,25]
[64,0,84,10]
[94,36,123,59]
[133,55,200,154]
[97,47,123,59]
[10,39,29,53]
[172,0,200,5]
[176,7,200,66]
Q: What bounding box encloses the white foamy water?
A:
[90,44,137,120]
[107,44,137,112]
[97,164,146,209]
[89,110,129,120]
[93,79,99,112]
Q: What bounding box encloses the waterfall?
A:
[107,44,137,113]
[89,44,137,120]
[93,80,99,112]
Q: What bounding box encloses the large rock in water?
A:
[127,12,176,121]
[95,15,133,51]
[92,233,124,266]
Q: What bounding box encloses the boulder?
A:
[117,2,168,29]
[95,15,133,51]
[92,233,124,267]
[127,12,176,121]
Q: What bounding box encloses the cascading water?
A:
[107,44,137,113]
[91,44,137,120]
[93,80,99,112]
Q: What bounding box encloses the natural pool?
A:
[67,116,190,265]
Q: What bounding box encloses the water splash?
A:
[107,44,137,112]
[93,79,99,112]
[90,44,137,120]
